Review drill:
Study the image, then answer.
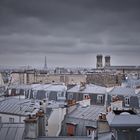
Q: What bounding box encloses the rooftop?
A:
[0,123,91,140]
[107,110,140,128]
[109,87,136,96]
[38,136,91,140]
[105,66,140,70]
[0,123,24,140]
[67,84,106,94]
[68,105,106,121]
[0,97,40,116]
[9,83,67,91]
[0,122,113,140]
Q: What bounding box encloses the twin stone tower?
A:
[96,54,111,69]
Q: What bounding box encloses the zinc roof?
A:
[109,87,136,96]
[0,98,39,116]
[107,111,140,127]
[68,105,106,121]
[67,84,106,94]
[0,123,24,140]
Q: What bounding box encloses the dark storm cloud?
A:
[0,0,140,66]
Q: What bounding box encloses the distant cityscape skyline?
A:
[0,53,140,69]
[0,0,140,67]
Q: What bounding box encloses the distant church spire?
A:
[44,56,47,70]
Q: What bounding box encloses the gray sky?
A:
[0,0,140,68]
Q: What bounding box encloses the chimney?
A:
[37,109,46,136]
[98,113,102,120]
[24,114,39,139]
[24,109,46,139]
[98,113,106,121]
[79,82,86,91]
[102,113,106,121]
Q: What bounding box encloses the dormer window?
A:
[9,117,14,123]
[97,95,103,104]
[83,94,90,100]
[139,97,140,107]
[125,97,130,107]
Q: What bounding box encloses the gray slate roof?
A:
[0,123,24,140]
[98,132,112,140]
[68,105,106,121]
[38,136,91,140]
[9,84,67,91]
[67,84,106,94]
[39,133,112,140]
[0,98,40,116]
[0,123,112,140]
[126,79,140,88]
[109,87,136,96]
[107,112,140,127]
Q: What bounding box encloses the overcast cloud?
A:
[0,0,140,67]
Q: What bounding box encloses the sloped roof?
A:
[67,84,106,94]
[0,98,40,116]
[68,105,106,121]
[107,111,140,127]
[0,123,24,140]
[124,79,140,88]
[9,84,32,90]
[98,133,112,140]
[9,84,67,92]
[109,87,136,96]
[38,136,91,140]
[0,123,111,140]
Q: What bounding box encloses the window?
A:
[60,76,65,82]
[16,89,20,94]
[86,127,95,136]
[69,94,73,100]
[0,116,2,123]
[9,118,14,123]
[46,91,49,98]
[57,91,64,97]
[61,91,64,97]
[87,128,92,136]
[139,97,140,107]
[30,91,34,99]
[97,95,103,104]
[83,94,90,100]
[33,90,37,99]
[125,97,130,106]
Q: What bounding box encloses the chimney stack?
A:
[37,109,46,136]
[24,109,46,139]
[24,114,39,139]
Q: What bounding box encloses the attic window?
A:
[97,95,103,104]
[86,127,96,136]
[125,97,130,107]
[139,97,140,107]
[58,91,64,97]
[9,118,14,123]
[69,94,73,100]
[83,94,90,100]
[0,116,2,123]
